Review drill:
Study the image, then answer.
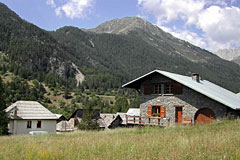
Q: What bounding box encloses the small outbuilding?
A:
[68,109,100,128]
[5,101,58,135]
[56,121,74,132]
[99,114,123,129]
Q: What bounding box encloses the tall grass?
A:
[1,120,240,160]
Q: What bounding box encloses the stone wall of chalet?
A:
[140,85,228,124]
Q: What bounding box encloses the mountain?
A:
[0,3,81,85]
[215,47,240,65]
[1,2,240,92]
[51,17,240,92]
[90,17,222,63]
[233,57,240,65]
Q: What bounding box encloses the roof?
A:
[122,70,240,110]
[68,109,100,120]
[126,108,140,116]
[55,114,67,120]
[55,114,63,119]
[100,114,122,128]
[5,101,58,120]
[116,113,127,125]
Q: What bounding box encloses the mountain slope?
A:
[51,17,240,92]
[0,2,78,79]
[233,56,240,65]
[1,2,240,92]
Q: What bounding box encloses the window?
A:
[145,83,182,95]
[165,84,173,94]
[148,106,165,117]
[27,121,32,128]
[37,121,42,128]
[144,85,153,94]
[154,84,161,94]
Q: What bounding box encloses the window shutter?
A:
[160,106,165,118]
[144,85,153,95]
[148,106,152,117]
[173,83,183,94]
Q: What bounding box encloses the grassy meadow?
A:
[1,120,240,160]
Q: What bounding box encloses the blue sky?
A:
[0,0,240,51]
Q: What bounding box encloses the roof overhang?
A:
[122,69,240,110]
[122,70,161,89]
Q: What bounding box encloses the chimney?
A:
[192,73,200,82]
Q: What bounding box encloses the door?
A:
[175,107,182,124]
[194,108,216,124]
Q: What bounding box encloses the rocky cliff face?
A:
[215,47,240,65]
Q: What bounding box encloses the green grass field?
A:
[1,120,240,160]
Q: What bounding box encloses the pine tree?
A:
[78,104,99,130]
[0,77,8,135]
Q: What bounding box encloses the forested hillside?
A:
[51,20,240,92]
[1,1,240,115]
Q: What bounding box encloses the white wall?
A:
[8,120,14,134]
[10,120,56,135]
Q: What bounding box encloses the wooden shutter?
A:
[148,106,152,117]
[160,106,165,118]
[173,83,183,94]
[144,85,153,95]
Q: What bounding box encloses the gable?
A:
[122,70,240,110]
[5,101,58,120]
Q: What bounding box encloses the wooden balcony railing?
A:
[125,115,170,126]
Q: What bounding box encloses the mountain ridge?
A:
[1,2,240,92]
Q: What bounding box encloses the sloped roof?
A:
[55,114,67,120]
[55,114,63,119]
[126,108,140,116]
[68,109,100,120]
[100,114,122,128]
[116,113,127,125]
[5,101,58,120]
[122,70,240,110]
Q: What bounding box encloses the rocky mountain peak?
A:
[89,16,161,35]
[215,47,240,61]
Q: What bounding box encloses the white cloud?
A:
[161,26,207,49]
[46,0,56,8]
[47,0,94,19]
[138,0,205,25]
[138,0,240,51]
[198,6,240,44]
[55,7,62,17]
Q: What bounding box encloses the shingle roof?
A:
[5,101,58,120]
[122,70,240,110]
